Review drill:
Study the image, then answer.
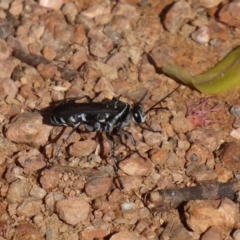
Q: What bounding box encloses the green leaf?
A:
[162,46,240,94]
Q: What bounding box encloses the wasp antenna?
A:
[146,85,180,114]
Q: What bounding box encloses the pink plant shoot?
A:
[187,98,222,127]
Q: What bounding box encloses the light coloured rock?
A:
[6,113,52,147]
[55,197,90,225]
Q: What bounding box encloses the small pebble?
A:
[110,231,146,240]
[233,229,240,240]
[70,48,88,70]
[0,78,18,99]
[139,63,156,82]
[39,0,63,10]
[120,176,142,190]
[43,46,56,61]
[185,144,211,165]
[45,192,64,213]
[55,197,90,225]
[88,27,113,58]
[164,1,194,34]
[230,105,240,118]
[6,180,31,204]
[218,0,240,27]
[106,52,128,69]
[171,116,195,133]
[71,24,87,45]
[9,0,23,16]
[40,169,60,190]
[185,198,237,234]
[186,164,218,181]
[69,139,97,157]
[85,177,112,198]
[220,141,240,171]
[121,202,135,211]
[149,148,169,167]
[187,128,223,152]
[189,0,223,8]
[30,185,47,199]
[230,128,240,140]
[112,3,140,26]
[0,0,11,9]
[81,5,110,19]
[16,149,46,174]
[201,226,222,240]
[16,197,43,217]
[5,165,24,183]
[14,224,41,240]
[119,154,153,176]
[0,39,11,60]
[62,3,78,23]
[80,229,108,239]
[191,26,212,44]
[5,113,52,146]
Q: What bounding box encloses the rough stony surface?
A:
[85,177,112,198]
[0,0,239,239]
[5,113,52,146]
[164,1,194,34]
[218,0,240,27]
[185,198,238,234]
[55,197,90,225]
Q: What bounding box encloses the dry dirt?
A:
[0,0,240,239]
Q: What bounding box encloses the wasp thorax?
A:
[132,104,146,124]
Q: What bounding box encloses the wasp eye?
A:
[132,104,146,123]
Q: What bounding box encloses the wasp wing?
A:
[50,102,119,117]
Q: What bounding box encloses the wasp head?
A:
[132,104,146,124]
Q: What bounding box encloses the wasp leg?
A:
[106,132,123,189]
[139,122,162,133]
[53,122,82,160]
[117,128,147,160]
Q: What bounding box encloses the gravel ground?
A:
[1,0,240,239]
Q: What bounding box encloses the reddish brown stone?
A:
[185,144,212,165]
[149,148,169,167]
[220,142,240,171]
[13,224,41,240]
[6,179,31,204]
[6,113,52,147]
[40,169,60,191]
[185,199,237,234]
[189,0,223,8]
[187,128,223,152]
[16,197,43,217]
[110,231,146,240]
[80,229,108,240]
[16,149,46,174]
[120,176,142,190]
[0,78,18,99]
[119,154,153,176]
[70,47,88,70]
[164,1,194,34]
[43,46,56,61]
[171,116,195,134]
[218,0,240,27]
[71,24,87,45]
[85,177,112,198]
[55,197,90,225]
[39,0,63,10]
[69,139,97,157]
[201,226,223,240]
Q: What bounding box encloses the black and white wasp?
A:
[46,86,179,187]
